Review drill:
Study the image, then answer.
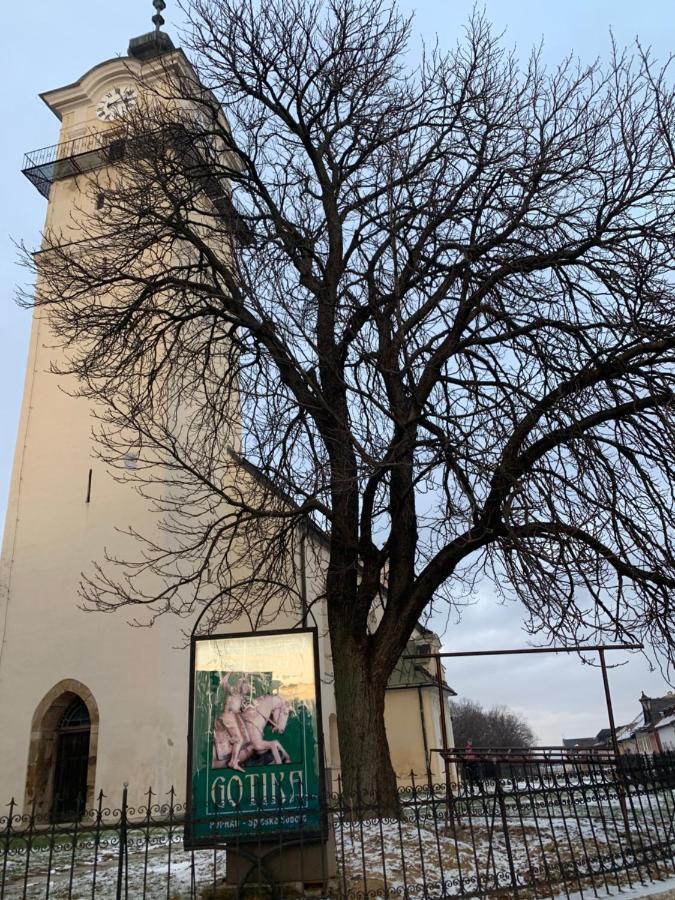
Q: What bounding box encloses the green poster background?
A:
[187,631,322,843]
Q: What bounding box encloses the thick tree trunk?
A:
[329,626,400,815]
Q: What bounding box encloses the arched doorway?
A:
[24,679,99,818]
[51,697,90,821]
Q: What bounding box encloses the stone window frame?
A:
[24,678,99,818]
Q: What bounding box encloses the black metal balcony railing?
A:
[22,129,128,198]
[22,126,253,243]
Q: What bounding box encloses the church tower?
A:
[0,4,445,827]
[0,16,197,818]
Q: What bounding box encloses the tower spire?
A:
[128,0,175,59]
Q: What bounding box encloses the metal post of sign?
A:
[434,655,454,826]
[404,641,643,809]
[598,648,622,758]
[598,647,631,837]
[406,642,643,660]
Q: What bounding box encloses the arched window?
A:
[24,680,98,820]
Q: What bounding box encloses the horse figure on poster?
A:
[212,681,292,770]
[241,693,291,765]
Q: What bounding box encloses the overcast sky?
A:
[1,0,675,745]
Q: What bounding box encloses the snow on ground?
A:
[334,801,675,899]
[1,831,223,898]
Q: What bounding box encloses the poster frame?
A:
[184,626,327,849]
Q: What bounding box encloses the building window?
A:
[24,680,98,821]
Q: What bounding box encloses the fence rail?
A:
[2,751,675,898]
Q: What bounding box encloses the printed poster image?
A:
[186,629,323,845]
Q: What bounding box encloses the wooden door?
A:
[51,728,89,821]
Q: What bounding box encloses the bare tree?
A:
[26,0,675,808]
[451,699,536,750]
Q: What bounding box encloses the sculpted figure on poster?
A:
[213,674,251,772]
[212,674,292,770]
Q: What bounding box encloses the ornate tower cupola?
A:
[21,0,178,200]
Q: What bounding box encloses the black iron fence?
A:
[2,751,675,898]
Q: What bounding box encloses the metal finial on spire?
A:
[128,0,174,58]
[152,0,166,32]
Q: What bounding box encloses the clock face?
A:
[96,86,138,122]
